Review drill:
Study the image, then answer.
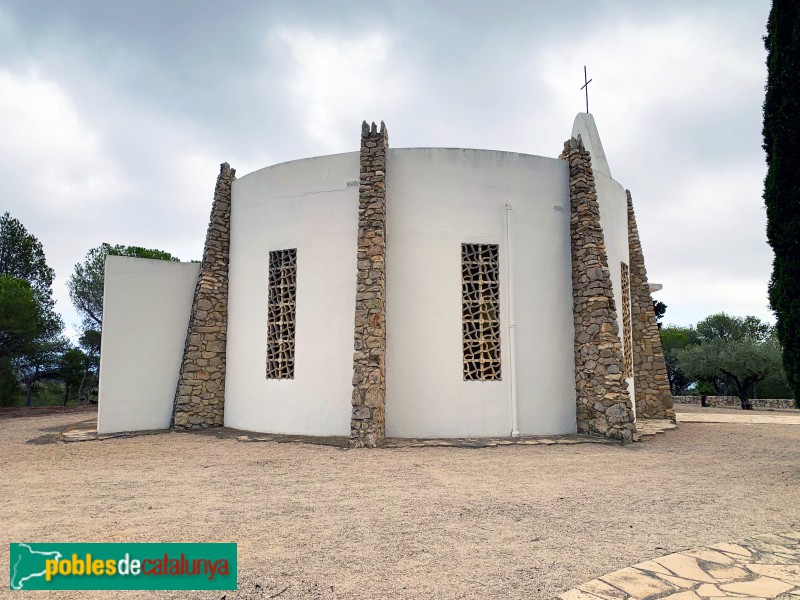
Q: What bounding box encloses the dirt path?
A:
[1,411,798,599]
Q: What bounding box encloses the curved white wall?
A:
[385,149,577,437]
[224,143,629,438]
[225,152,359,435]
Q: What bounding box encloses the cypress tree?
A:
[763,0,800,406]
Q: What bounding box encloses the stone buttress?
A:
[172,162,234,429]
[350,121,388,448]
[561,137,636,442]
[626,190,675,420]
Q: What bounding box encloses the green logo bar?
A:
[9,543,237,590]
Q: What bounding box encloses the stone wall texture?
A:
[626,190,675,420]
[561,137,637,442]
[673,396,797,409]
[350,121,388,448]
[172,162,234,429]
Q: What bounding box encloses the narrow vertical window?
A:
[462,243,501,381]
[267,249,297,379]
[621,262,633,378]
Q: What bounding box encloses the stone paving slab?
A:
[57,419,167,443]
[57,420,613,448]
[57,418,679,446]
[383,434,617,448]
[232,423,677,446]
[60,418,99,442]
[635,420,678,438]
[229,431,618,448]
[676,412,800,425]
[558,531,800,600]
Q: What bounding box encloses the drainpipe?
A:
[505,202,520,437]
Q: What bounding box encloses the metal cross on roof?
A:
[581,66,592,113]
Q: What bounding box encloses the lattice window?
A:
[621,262,633,378]
[267,249,297,379]
[462,243,501,381]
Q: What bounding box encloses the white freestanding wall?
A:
[97,256,199,434]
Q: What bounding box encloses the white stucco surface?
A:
[385,148,577,437]
[572,113,612,179]
[594,172,631,334]
[97,256,199,434]
[99,113,641,438]
[224,152,359,436]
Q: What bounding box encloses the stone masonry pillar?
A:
[172,162,234,429]
[626,190,675,420]
[350,121,388,448]
[560,137,636,442]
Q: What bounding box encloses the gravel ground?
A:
[1,409,799,600]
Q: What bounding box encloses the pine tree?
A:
[763,0,800,407]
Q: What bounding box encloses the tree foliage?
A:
[676,313,785,409]
[0,213,55,303]
[0,212,61,334]
[0,275,45,359]
[763,0,800,404]
[76,329,101,404]
[0,214,64,406]
[0,357,18,406]
[79,329,101,355]
[14,335,70,407]
[68,244,180,329]
[696,313,771,343]
[59,348,87,405]
[660,325,699,395]
[653,300,667,329]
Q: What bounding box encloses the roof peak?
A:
[571,113,612,179]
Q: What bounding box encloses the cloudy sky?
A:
[1,0,772,338]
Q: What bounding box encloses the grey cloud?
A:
[0,0,774,334]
